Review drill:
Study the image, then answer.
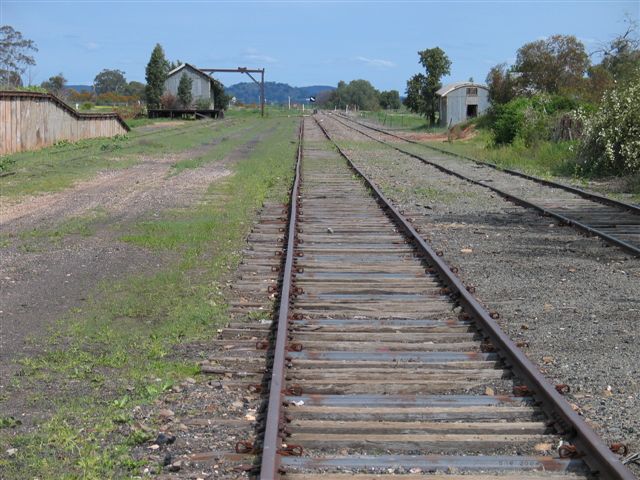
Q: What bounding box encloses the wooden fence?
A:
[0,91,130,156]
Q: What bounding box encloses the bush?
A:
[195,98,211,109]
[80,102,93,110]
[490,97,528,145]
[578,79,640,174]
[160,92,178,110]
[490,94,581,146]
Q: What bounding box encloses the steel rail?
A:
[259,118,304,479]
[329,113,640,257]
[314,115,635,480]
[338,113,640,214]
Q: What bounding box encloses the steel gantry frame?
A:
[199,67,265,117]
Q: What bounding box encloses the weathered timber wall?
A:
[0,91,130,155]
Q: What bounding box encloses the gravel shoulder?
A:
[322,114,640,474]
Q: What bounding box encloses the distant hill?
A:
[225,82,335,104]
[63,82,336,104]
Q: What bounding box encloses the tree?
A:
[169,59,182,71]
[41,72,66,96]
[177,73,193,107]
[94,69,127,94]
[485,63,517,105]
[514,35,589,94]
[405,47,451,125]
[320,79,380,110]
[211,78,230,110]
[145,43,169,109]
[0,69,22,87]
[0,25,38,86]
[124,80,146,98]
[596,17,640,84]
[379,90,401,110]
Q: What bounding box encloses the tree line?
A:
[318,80,401,111]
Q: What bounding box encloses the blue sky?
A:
[1,1,638,91]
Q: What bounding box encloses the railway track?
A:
[255,116,634,479]
[326,113,640,256]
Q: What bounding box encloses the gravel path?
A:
[321,113,640,475]
[0,127,273,391]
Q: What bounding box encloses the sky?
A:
[1,1,638,92]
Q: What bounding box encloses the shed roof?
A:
[167,63,214,83]
[436,82,488,97]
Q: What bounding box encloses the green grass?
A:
[169,119,275,173]
[422,129,579,178]
[358,110,444,132]
[19,208,108,242]
[0,115,299,479]
[0,117,259,199]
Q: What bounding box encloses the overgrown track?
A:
[327,113,640,256]
[256,116,634,479]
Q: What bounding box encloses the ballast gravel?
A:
[322,115,640,476]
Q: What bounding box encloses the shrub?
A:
[490,97,528,145]
[490,94,581,146]
[578,78,640,174]
[80,102,93,110]
[160,92,178,110]
[195,98,211,109]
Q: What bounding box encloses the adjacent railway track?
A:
[254,116,634,479]
[327,113,640,256]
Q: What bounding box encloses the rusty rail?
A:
[259,118,304,478]
[313,116,635,480]
[331,113,640,257]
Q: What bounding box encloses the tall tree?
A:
[41,72,67,96]
[145,44,169,108]
[405,47,451,125]
[177,73,193,107]
[514,35,588,94]
[94,69,127,94]
[0,25,38,86]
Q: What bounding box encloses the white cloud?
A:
[243,48,277,64]
[84,42,100,51]
[355,56,396,68]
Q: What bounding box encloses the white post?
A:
[288,96,291,110]
[302,103,305,113]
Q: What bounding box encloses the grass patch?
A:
[421,129,578,178]
[358,110,444,132]
[19,208,108,243]
[0,115,299,479]
[0,117,260,199]
[169,120,274,173]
